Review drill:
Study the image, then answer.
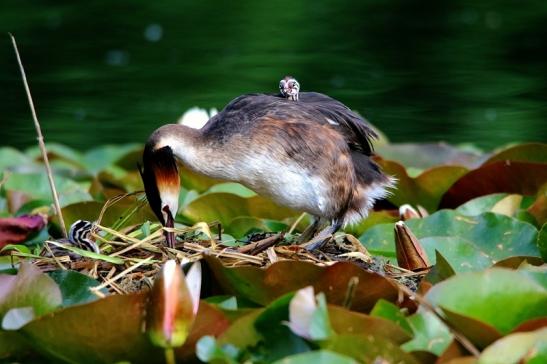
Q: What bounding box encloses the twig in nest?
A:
[238,233,285,255]
[9,33,67,238]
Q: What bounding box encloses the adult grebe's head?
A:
[139,139,180,248]
[279,76,300,101]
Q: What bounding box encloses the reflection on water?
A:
[0,0,546,150]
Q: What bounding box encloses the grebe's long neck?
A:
[151,124,240,181]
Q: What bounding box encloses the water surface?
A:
[1,0,546,150]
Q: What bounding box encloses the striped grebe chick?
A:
[140,93,394,250]
[279,76,300,101]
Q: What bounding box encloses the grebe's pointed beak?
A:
[164,206,176,249]
[140,143,181,248]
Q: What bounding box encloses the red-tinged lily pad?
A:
[329,305,411,343]
[375,142,483,169]
[492,256,544,269]
[176,300,231,362]
[479,328,547,364]
[528,183,547,226]
[18,292,228,364]
[0,214,46,249]
[483,142,547,165]
[323,334,420,364]
[0,262,61,319]
[377,158,468,212]
[203,255,399,312]
[440,161,547,209]
[426,268,547,335]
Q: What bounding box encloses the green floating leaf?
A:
[427,268,547,335]
[196,335,239,364]
[370,299,412,334]
[206,183,256,198]
[360,210,539,272]
[401,311,453,355]
[83,144,142,175]
[478,328,547,364]
[3,173,92,207]
[183,192,297,226]
[0,262,62,319]
[25,143,85,170]
[254,294,311,362]
[271,350,358,364]
[0,147,33,171]
[425,250,456,284]
[456,193,510,216]
[49,270,104,307]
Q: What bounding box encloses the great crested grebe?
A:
[279,76,300,101]
[140,92,394,250]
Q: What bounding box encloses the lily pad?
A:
[483,143,547,165]
[19,292,228,364]
[377,159,468,212]
[376,142,482,169]
[83,144,142,175]
[478,328,547,364]
[183,193,298,226]
[0,262,62,319]
[204,255,399,312]
[324,334,420,364]
[401,311,453,355]
[426,268,547,335]
[0,147,33,171]
[359,210,540,272]
[3,173,92,207]
[272,350,359,364]
[440,161,547,209]
[48,270,104,307]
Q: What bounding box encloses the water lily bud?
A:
[286,286,332,341]
[399,204,421,221]
[394,221,430,272]
[287,286,316,339]
[146,260,197,348]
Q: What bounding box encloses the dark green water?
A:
[1,0,546,151]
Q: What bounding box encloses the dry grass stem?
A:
[9,33,67,238]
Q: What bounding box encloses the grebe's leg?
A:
[297,216,322,243]
[303,219,343,251]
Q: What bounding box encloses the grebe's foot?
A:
[297,216,322,243]
[302,219,342,251]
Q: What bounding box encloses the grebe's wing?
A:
[299,92,377,156]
